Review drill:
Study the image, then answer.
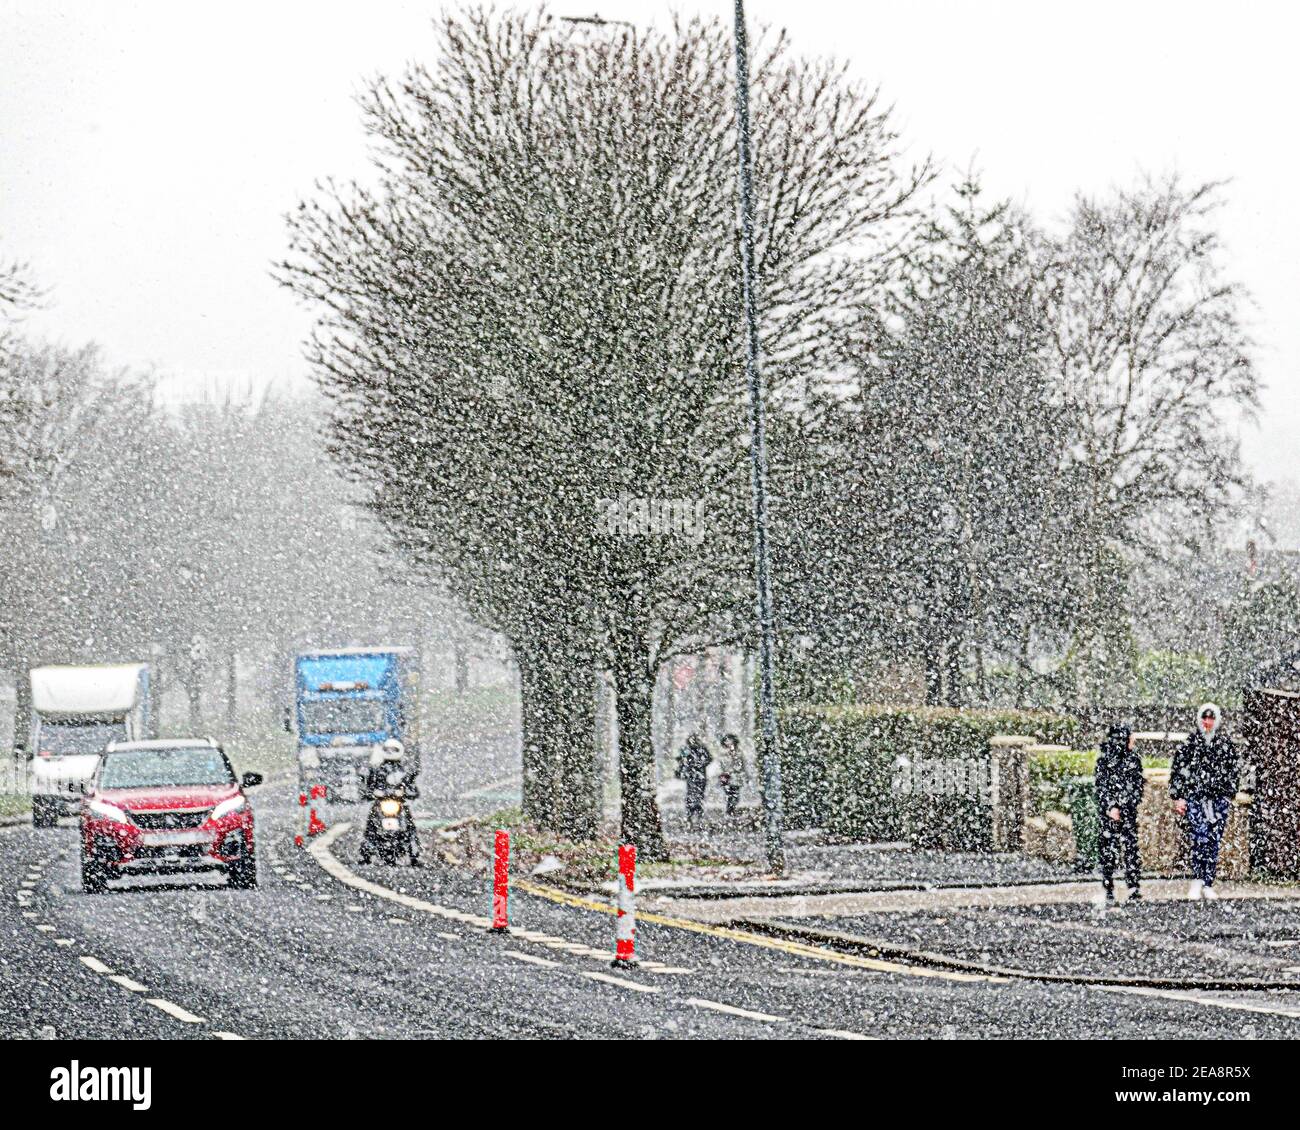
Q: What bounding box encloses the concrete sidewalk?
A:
[646,877,1300,989]
[649,782,1082,896]
[648,784,1300,988]
[735,889,1300,988]
[646,876,1298,921]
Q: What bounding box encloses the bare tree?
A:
[0,341,156,745]
[1046,176,1257,701]
[0,252,42,326]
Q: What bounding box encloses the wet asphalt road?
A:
[5,741,1300,1039]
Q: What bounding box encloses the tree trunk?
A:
[1075,594,1097,709]
[11,649,32,753]
[923,633,943,706]
[552,662,599,841]
[271,634,291,732]
[225,647,238,737]
[518,651,557,829]
[517,640,600,839]
[188,681,202,733]
[150,645,165,733]
[613,648,666,861]
[944,637,964,708]
[715,651,730,739]
[1075,531,1106,709]
[1015,622,1031,709]
[453,637,469,695]
[662,669,676,765]
[744,651,757,749]
[185,654,202,733]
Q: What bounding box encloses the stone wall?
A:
[1136,768,1250,880]
[994,735,1252,878]
[988,735,1032,851]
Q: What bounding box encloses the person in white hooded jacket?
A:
[1169,703,1241,900]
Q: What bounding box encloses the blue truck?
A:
[290,648,421,800]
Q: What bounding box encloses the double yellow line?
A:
[514,878,994,982]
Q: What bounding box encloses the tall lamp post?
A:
[560,5,785,871]
[732,0,785,874]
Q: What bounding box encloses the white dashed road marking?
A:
[1101,985,1300,1020]
[307,821,858,1031]
[685,998,782,1022]
[581,970,661,994]
[147,999,205,1024]
[504,951,562,969]
[109,975,148,993]
[79,955,113,975]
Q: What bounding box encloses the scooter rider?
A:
[360,738,421,866]
[363,738,410,796]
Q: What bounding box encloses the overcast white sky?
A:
[2,1,1297,479]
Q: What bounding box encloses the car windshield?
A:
[301,698,386,735]
[39,721,127,755]
[99,747,233,790]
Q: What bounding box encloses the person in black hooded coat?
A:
[1095,723,1144,903]
[1170,703,1240,899]
[675,733,712,830]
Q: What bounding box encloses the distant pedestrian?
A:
[1094,723,1144,904]
[676,732,711,829]
[717,733,747,815]
[1170,703,1241,901]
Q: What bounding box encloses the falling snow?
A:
[2,5,1299,1057]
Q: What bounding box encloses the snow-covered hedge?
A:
[779,705,1078,849]
[1028,748,1098,816]
[1029,748,1173,815]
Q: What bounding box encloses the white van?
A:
[28,663,154,827]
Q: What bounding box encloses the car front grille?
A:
[132,843,210,860]
[129,808,211,830]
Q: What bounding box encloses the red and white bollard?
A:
[308,785,328,837]
[297,785,328,847]
[612,843,637,967]
[489,829,510,932]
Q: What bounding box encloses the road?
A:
[5,735,1300,1040]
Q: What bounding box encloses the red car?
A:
[80,739,261,893]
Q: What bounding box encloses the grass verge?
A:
[0,792,31,820]
[438,806,753,890]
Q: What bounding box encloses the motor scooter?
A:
[357,765,421,866]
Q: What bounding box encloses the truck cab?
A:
[291,648,420,800]
[28,663,154,828]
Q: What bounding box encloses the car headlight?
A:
[86,799,131,825]
[210,795,247,820]
[378,799,402,818]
